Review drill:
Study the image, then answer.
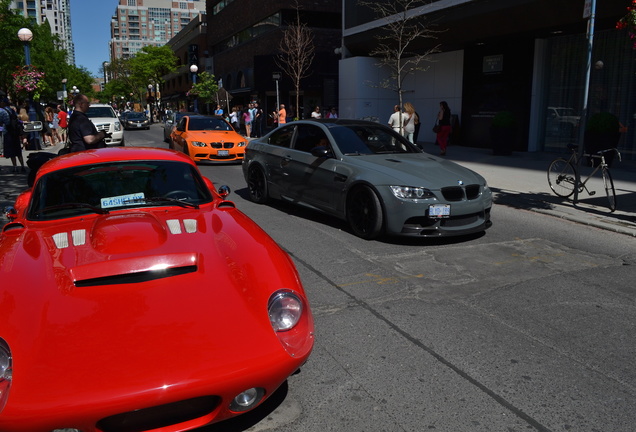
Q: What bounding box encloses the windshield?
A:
[330,124,421,155]
[86,107,116,118]
[28,160,213,220]
[188,117,233,131]
[126,112,147,119]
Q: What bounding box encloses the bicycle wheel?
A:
[547,158,577,197]
[601,166,617,212]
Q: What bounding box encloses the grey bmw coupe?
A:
[242,119,492,239]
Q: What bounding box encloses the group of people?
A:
[310,106,339,119]
[0,97,70,172]
[388,101,452,155]
[228,102,265,138]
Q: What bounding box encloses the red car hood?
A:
[0,203,310,415]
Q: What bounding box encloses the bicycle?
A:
[547,143,621,212]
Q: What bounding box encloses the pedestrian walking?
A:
[253,102,264,137]
[388,104,403,134]
[436,101,452,156]
[403,102,419,144]
[0,98,26,173]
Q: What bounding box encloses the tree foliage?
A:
[276,2,315,120]
[129,45,178,87]
[188,71,219,105]
[359,0,441,110]
[0,0,94,104]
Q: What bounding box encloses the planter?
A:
[490,111,516,155]
[584,112,621,166]
[490,126,515,155]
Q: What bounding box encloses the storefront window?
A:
[543,29,635,160]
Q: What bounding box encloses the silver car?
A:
[242,119,492,239]
[163,111,196,144]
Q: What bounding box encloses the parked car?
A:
[170,115,247,163]
[120,111,150,130]
[163,111,195,142]
[243,119,493,239]
[0,147,314,431]
[85,103,124,146]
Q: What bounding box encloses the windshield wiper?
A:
[36,203,110,216]
[141,197,199,209]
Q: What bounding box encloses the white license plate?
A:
[136,124,142,128]
[218,150,229,156]
[429,204,450,218]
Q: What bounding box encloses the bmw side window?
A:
[268,126,294,148]
[293,125,329,154]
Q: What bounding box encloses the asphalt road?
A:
[54,127,636,431]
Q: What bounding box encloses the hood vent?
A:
[70,252,199,288]
[74,265,197,287]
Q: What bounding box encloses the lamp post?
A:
[17,28,33,66]
[273,72,281,125]
[190,64,198,113]
[147,84,153,122]
[102,61,109,86]
[61,78,67,110]
[17,27,37,140]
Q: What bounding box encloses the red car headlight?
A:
[0,339,12,413]
[268,290,302,332]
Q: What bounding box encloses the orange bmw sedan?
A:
[170,115,247,163]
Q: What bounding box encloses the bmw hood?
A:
[346,153,486,188]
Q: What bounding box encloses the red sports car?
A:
[0,147,314,431]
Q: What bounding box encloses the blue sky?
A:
[70,0,119,77]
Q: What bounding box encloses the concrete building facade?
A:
[109,0,204,61]
[340,0,635,160]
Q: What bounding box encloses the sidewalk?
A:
[1,142,635,237]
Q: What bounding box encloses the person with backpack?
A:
[0,97,26,173]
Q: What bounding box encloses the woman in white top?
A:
[402,102,418,144]
[311,106,322,119]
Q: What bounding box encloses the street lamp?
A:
[190,64,198,113]
[17,28,33,66]
[71,86,80,96]
[102,61,109,85]
[17,28,36,128]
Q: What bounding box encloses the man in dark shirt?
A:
[68,94,107,153]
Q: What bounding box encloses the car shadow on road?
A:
[0,171,28,210]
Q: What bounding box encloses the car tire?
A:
[346,185,384,240]
[247,165,269,204]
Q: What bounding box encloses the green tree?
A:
[188,71,219,106]
[129,45,178,88]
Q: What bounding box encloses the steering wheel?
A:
[164,190,193,200]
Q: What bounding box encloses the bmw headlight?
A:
[114,121,122,132]
[237,141,247,147]
[191,141,207,147]
[268,290,303,332]
[390,185,435,199]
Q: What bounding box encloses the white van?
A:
[85,104,124,146]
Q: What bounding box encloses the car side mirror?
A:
[217,185,231,198]
[177,125,185,132]
[4,206,17,221]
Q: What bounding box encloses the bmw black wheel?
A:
[247,165,269,204]
[346,185,384,240]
